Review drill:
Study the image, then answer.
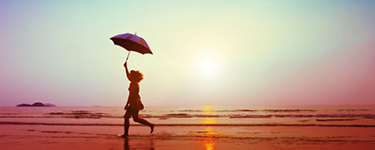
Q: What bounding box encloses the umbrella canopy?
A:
[110,33,153,55]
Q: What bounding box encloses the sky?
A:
[1,0,375,106]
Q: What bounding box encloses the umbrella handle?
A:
[125,51,131,62]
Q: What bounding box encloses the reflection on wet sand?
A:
[123,137,154,150]
[201,127,222,150]
[197,106,223,150]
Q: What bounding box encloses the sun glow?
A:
[202,60,216,75]
[196,56,221,80]
[188,47,224,80]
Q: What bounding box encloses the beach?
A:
[1,105,375,149]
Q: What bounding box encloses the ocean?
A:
[1,105,374,127]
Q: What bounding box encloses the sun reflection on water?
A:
[200,106,218,124]
[204,106,214,115]
[201,117,217,124]
[196,106,222,150]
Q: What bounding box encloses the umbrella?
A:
[110,33,152,61]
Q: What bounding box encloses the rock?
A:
[16,103,31,107]
[31,102,45,107]
[16,102,56,107]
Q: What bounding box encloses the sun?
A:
[190,48,223,80]
[202,60,216,75]
[197,57,221,80]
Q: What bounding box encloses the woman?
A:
[121,61,154,137]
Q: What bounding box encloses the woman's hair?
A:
[130,70,143,82]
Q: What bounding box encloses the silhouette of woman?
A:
[121,61,154,137]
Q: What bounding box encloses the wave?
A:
[1,121,374,127]
[227,113,375,118]
[316,119,358,122]
[337,109,370,112]
[49,110,104,119]
[177,109,317,113]
[1,113,375,119]
[151,113,375,119]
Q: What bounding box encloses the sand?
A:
[1,124,375,150]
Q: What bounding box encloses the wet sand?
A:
[1,124,375,150]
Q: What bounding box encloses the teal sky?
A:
[1,0,375,106]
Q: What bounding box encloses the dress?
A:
[127,85,144,112]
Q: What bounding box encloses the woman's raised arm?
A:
[124,61,131,81]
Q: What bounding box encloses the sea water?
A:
[1,105,374,127]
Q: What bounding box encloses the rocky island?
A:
[16,102,56,107]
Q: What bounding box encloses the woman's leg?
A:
[122,110,132,137]
[132,111,155,133]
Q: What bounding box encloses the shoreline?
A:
[1,105,375,149]
[1,121,375,127]
[1,124,375,150]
